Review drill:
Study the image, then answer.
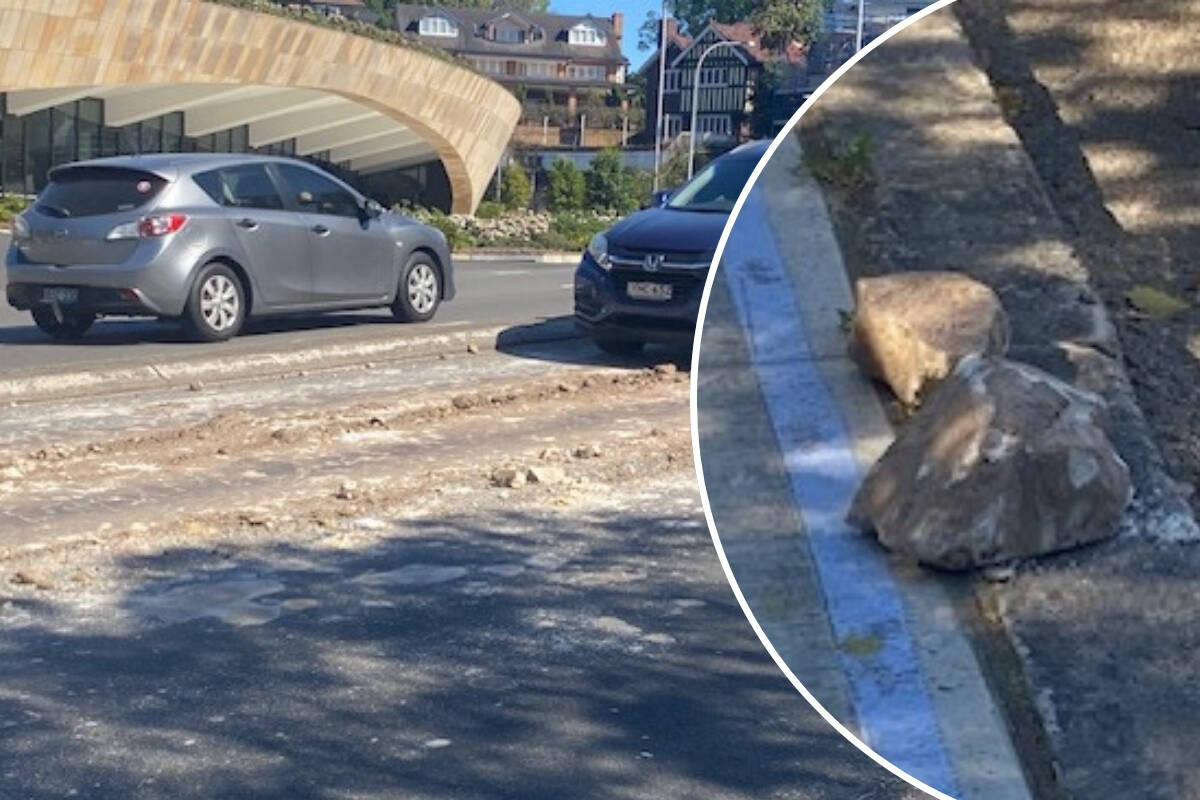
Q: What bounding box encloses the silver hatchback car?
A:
[5,154,454,342]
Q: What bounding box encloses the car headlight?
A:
[587,232,611,270]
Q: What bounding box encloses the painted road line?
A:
[722,181,960,796]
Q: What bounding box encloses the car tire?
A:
[31,306,94,340]
[391,253,441,323]
[594,336,644,356]
[183,262,246,343]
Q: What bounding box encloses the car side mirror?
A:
[297,190,315,206]
[653,189,674,208]
[363,198,384,219]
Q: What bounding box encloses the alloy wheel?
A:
[200,274,240,332]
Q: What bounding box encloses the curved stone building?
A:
[0,0,521,212]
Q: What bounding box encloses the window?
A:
[697,114,732,136]
[161,111,183,153]
[569,23,605,45]
[277,163,361,218]
[567,64,605,80]
[419,15,458,36]
[494,24,524,43]
[36,166,166,217]
[665,115,682,138]
[663,70,680,92]
[195,164,284,210]
[698,67,728,86]
[523,61,555,78]
[474,58,504,75]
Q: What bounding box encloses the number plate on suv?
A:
[626,281,672,301]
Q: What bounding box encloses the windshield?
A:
[666,154,758,213]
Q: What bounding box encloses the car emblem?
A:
[643,253,664,272]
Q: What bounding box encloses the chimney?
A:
[662,18,679,46]
[611,12,624,39]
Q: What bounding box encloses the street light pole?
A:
[855,0,866,52]
[652,0,669,193]
[688,40,740,180]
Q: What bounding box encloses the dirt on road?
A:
[0,345,693,600]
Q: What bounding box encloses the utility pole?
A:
[688,40,739,179]
[652,0,669,192]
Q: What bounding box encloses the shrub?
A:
[500,165,532,211]
[546,159,585,212]
[803,133,875,189]
[542,212,611,250]
[475,200,505,220]
[411,207,477,251]
[0,195,29,223]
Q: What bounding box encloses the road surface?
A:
[0,232,578,374]
[0,339,920,800]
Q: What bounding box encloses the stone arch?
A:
[0,0,520,212]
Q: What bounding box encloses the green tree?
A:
[410,0,550,11]
[546,159,585,212]
[751,0,826,50]
[665,0,827,45]
[500,165,532,210]
[585,149,632,212]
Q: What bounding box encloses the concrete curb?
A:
[453,251,580,264]
[735,134,1030,800]
[0,317,581,403]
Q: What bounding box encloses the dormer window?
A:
[419,14,458,37]
[493,23,525,43]
[569,23,605,46]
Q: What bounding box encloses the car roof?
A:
[48,153,315,181]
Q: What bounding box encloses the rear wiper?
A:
[37,203,71,218]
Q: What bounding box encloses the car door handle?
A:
[311,224,331,236]
[236,218,259,230]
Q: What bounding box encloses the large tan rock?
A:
[848,356,1132,570]
[849,272,1009,404]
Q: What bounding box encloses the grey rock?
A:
[526,465,565,485]
[849,355,1132,569]
[490,467,526,488]
[849,271,1009,404]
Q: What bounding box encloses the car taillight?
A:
[138,214,187,237]
[106,214,188,241]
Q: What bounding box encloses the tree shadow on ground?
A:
[0,504,913,800]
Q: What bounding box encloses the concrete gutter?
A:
[697,132,1031,800]
[0,317,581,404]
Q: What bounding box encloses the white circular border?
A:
[688,2,963,798]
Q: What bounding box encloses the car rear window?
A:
[36,167,167,218]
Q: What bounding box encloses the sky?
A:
[550,0,661,69]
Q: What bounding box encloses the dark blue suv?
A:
[574,140,769,354]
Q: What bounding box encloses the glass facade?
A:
[0,92,452,211]
[0,93,302,196]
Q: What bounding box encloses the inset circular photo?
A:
[695,1,1200,798]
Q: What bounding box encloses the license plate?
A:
[41,287,78,304]
[627,281,672,301]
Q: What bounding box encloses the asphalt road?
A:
[0,232,578,374]
[0,341,919,800]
